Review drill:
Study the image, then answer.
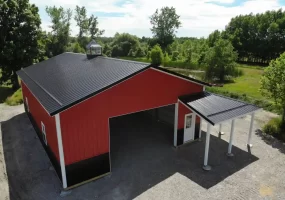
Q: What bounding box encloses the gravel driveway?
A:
[1,103,285,200]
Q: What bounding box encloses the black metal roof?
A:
[17,53,152,115]
[179,92,260,125]
[17,53,210,116]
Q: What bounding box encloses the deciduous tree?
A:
[0,0,42,90]
[150,7,181,51]
[150,45,163,65]
[204,39,238,82]
[260,52,285,126]
[46,6,72,57]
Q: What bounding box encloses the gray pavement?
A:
[0,104,285,200]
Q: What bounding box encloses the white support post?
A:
[55,114,67,189]
[219,124,224,135]
[227,119,235,157]
[203,123,212,171]
[247,112,255,148]
[174,103,178,147]
[199,119,202,141]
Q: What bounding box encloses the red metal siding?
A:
[60,68,203,165]
[21,81,60,161]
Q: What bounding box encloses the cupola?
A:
[86,40,102,59]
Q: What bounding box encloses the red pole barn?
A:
[17,41,260,189]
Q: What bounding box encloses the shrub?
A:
[5,88,23,106]
[171,51,179,61]
[150,45,163,65]
[263,117,283,136]
[73,42,85,53]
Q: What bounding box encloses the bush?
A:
[232,68,244,77]
[73,42,85,53]
[5,88,23,106]
[171,51,179,61]
[263,117,283,136]
[150,45,163,65]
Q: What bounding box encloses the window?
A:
[25,97,29,112]
[41,122,47,145]
[95,48,101,55]
[186,115,192,129]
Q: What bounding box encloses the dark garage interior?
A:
[109,105,175,173]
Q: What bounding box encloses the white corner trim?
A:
[55,114,67,188]
[174,103,178,147]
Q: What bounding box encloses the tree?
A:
[74,6,89,38]
[150,7,181,51]
[89,14,104,39]
[46,6,72,57]
[204,39,238,82]
[224,9,285,64]
[73,42,85,53]
[110,33,140,57]
[0,0,42,90]
[207,30,221,47]
[260,52,285,126]
[150,45,163,65]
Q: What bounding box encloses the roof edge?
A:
[178,98,215,125]
[151,66,211,87]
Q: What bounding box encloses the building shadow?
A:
[255,129,285,154]
[1,113,62,200]
[1,112,259,200]
[0,86,13,103]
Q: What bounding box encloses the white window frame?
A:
[41,121,47,145]
[25,97,29,112]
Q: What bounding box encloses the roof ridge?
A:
[99,56,150,65]
[22,69,63,106]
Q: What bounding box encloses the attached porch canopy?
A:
[179,92,260,126]
[178,92,261,171]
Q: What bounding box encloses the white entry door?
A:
[184,113,195,143]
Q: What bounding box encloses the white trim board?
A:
[21,81,52,116]
[55,114,67,188]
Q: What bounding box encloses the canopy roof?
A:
[179,92,260,125]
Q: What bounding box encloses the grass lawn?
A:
[166,65,266,100]
[0,69,22,105]
[219,66,265,100]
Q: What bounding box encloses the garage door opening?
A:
[109,105,175,173]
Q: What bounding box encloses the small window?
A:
[95,48,101,55]
[41,122,47,145]
[25,97,29,112]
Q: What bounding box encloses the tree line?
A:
[1,0,285,90]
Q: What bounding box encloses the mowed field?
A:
[167,65,266,101]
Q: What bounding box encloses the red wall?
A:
[21,81,60,161]
[178,102,201,130]
[60,68,203,165]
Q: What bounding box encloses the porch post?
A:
[227,119,235,157]
[199,118,202,140]
[247,112,255,148]
[174,103,178,147]
[203,123,212,171]
[219,124,224,135]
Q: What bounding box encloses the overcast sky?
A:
[30,0,285,38]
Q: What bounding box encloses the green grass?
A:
[219,66,264,100]
[5,88,23,106]
[0,69,23,105]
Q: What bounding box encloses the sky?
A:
[30,0,285,38]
